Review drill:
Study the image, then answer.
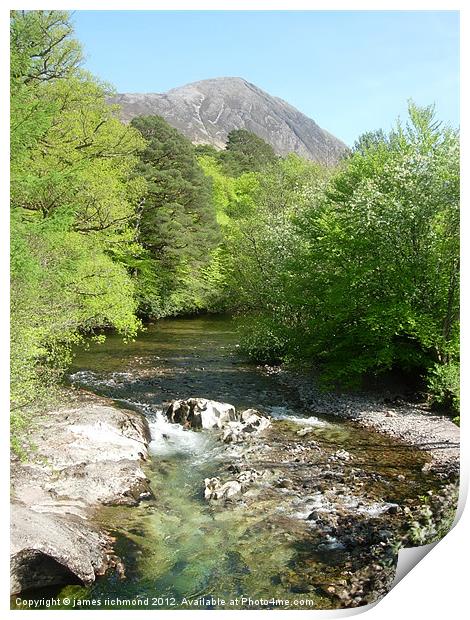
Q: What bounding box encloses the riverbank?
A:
[10,390,153,595]
[263,366,460,478]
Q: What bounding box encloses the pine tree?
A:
[220,129,277,175]
[131,115,220,316]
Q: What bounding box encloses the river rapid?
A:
[17,315,449,610]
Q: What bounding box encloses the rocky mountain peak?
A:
[111,77,347,164]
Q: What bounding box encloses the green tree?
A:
[289,103,459,388]
[352,129,389,155]
[10,11,146,425]
[220,129,277,176]
[131,115,221,316]
[200,152,328,356]
[194,144,220,158]
[229,104,459,416]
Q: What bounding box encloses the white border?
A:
[1,2,467,618]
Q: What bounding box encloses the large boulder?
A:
[165,400,272,441]
[166,398,237,430]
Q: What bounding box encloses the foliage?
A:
[229,104,459,408]
[130,115,221,317]
[290,103,459,385]
[194,144,220,158]
[198,154,259,224]
[404,483,459,546]
[200,153,327,313]
[219,129,277,176]
[10,10,145,424]
[427,361,460,417]
[10,10,82,84]
[351,129,389,155]
[11,10,460,445]
[238,315,289,365]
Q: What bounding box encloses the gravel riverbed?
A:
[263,366,460,479]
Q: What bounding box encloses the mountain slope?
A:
[111,77,347,164]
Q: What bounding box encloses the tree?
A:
[10,10,82,84]
[10,11,146,420]
[200,151,328,362]
[229,103,459,413]
[352,129,389,155]
[194,143,220,158]
[131,115,221,316]
[289,103,459,387]
[220,129,277,175]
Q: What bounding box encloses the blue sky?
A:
[72,10,459,146]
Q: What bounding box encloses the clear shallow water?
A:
[13,316,441,610]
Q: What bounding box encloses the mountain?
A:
[110,77,347,165]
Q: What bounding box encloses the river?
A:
[16,315,445,610]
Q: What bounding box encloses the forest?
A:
[10,9,460,446]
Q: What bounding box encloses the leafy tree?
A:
[225,155,327,310]
[352,129,389,155]
[10,10,82,84]
[10,11,146,424]
[229,104,459,415]
[194,144,220,157]
[277,104,458,388]
[200,153,327,321]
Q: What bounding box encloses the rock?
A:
[222,409,271,443]
[277,479,293,489]
[165,400,271,441]
[204,477,242,500]
[237,469,259,487]
[204,477,219,499]
[221,481,242,499]
[297,427,315,437]
[238,409,271,433]
[329,449,352,462]
[204,469,259,501]
[111,78,347,165]
[240,408,267,423]
[240,408,258,422]
[10,395,152,594]
[10,502,110,594]
[11,405,153,510]
[222,422,244,444]
[166,398,236,430]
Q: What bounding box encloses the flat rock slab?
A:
[10,503,109,593]
[10,392,152,594]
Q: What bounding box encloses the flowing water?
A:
[14,316,444,610]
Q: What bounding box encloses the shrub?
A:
[427,361,460,418]
[238,316,288,365]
